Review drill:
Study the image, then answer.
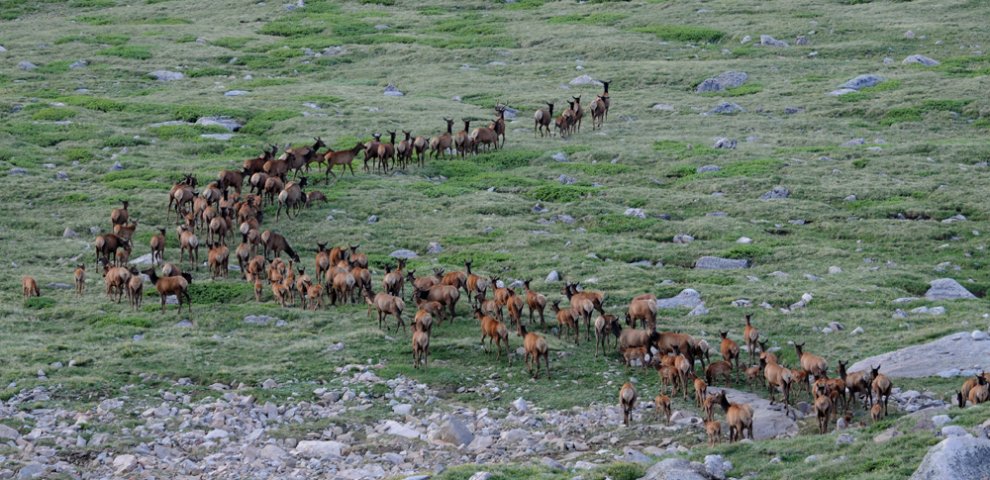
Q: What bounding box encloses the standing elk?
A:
[429,118,455,160]
[619,382,637,426]
[324,143,366,182]
[534,102,554,137]
[520,324,550,379]
[22,276,40,298]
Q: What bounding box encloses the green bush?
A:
[24,297,55,309]
[631,25,725,43]
[31,108,77,121]
[525,184,597,202]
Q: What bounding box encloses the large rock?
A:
[925,278,977,300]
[657,289,703,309]
[389,249,418,259]
[850,332,990,378]
[569,74,603,86]
[760,186,790,200]
[0,424,20,440]
[696,71,748,93]
[640,458,708,480]
[148,70,184,81]
[434,417,473,446]
[295,440,345,458]
[840,74,884,91]
[911,436,990,479]
[903,54,939,66]
[759,35,788,47]
[716,387,800,440]
[195,116,241,132]
[695,256,749,270]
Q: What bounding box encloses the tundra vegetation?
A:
[1,0,990,478]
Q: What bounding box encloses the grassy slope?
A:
[1,0,989,477]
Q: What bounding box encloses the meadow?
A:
[1,0,989,478]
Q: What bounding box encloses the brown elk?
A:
[743,315,759,366]
[261,230,300,262]
[176,225,199,271]
[594,314,621,357]
[654,393,672,424]
[570,96,584,133]
[534,102,554,137]
[396,130,413,169]
[281,137,326,178]
[563,282,605,340]
[126,268,143,310]
[719,331,741,373]
[706,420,722,447]
[218,168,248,194]
[363,133,382,173]
[243,145,276,175]
[110,200,129,226]
[470,122,498,154]
[348,244,368,268]
[416,284,460,323]
[412,132,429,167]
[760,352,793,405]
[429,118,455,160]
[377,130,397,172]
[465,260,489,307]
[716,390,754,442]
[207,242,229,280]
[150,227,166,266]
[814,382,833,434]
[365,287,406,333]
[412,322,430,368]
[523,279,546,329]
[870,365,893,417]
[520,324,550,379]
[263,176,284,206]
[619,382,637,426]
[589,94,607,130]
[957,372,988,408]
[22,276,40,298]
[493,103,507,148]
[795,342,828,392]
[454,120,472,157]
[168,176,197,221]
[314,242,331,284]
[94,233,129,268]
[113,221,138,243]
[550,300,579,343]
[383,261,405,297]
[625,298,657,331]
[476,307,509,362]
[143,268,191,314]
[406,270,438,301]
[324,143,366,181]
[276,177,308,221]
[556,100,575,137]
[74,265,86,295]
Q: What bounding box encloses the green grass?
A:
[2,0,990,477]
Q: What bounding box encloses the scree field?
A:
[1,0,989,479]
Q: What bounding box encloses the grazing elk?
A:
[143,268,191,314]
[520,324,550,379]
[22,276,40,298]
[276,177,308,221]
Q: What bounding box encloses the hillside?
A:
[1,0,989,478]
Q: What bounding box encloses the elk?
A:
[168,176,197,221]
[625,298,657,331]
[469,122,498,153]
[314,242,331,284]
[476,307,509,363]
[412,322,430,369]
[412,132,429,167]
[654,393,672,424]
[414,308,434,336]
[73,265,85,295]
[22,276,40,298]
[717,390,754,442]
[594,314,621,357]
[348,244,368,268]
[263,176,284,206]
[743,315,759,366]
[363,133,382,173]
[126,269,143,310]
[589,94,606,130]
[94,233,128,267]
[143,268,191,314]
[561,284,596,341]
[465,260,489,307]
[719,331,741,373]
[600,80,611,121]
[324,143,366,181]
[102,263,130,303]
[534,102,554,137]
[493,103,507,148]
[282,137,326,178]
[261,230,300,262]
[523,279,546,329]
[958,372,988,408]
[382,259,405,297]
[760,352,793,405]
[305,191,327,207]
[330,269,356,306]
[706,420,722,447]
[207,209,230,246]
[176,225,199,271]
[551,300,579,343]
[672,345,693,400]
[556,100,575,137]
[564,282,605,322]
[243,145,276,175]
[406,270,438,302]
[218,168,248,194]
[113,221,138,243]
[365,287,406,333]
[814,382,833,434]
[795,342,828,391]
[416,284,460,323]
[694,378,709,409]
[276,177,308,221]
[305,283,324,310]
[571,96,584,133]
[429,118,455,160]
[396,130,413,169]
[506,289,525,335]
[702,393,719,422]
[871,365,893,417]
[208,242,230,280]
[150,227,166,266]
[110,200,129,226]
[454,119,472,157]
[520,324,550,379]
[377,130,397,172]
[249,171,269,196]
[619,382,637,426]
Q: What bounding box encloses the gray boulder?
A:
[759,35,788,47]
[640,458,708,480]
[224,90,249,97]
[903,55,939,66]
[696,256,749,270]
[703,102,744,115]
[911,436,990,479]
[840,74,884,90]
[569,74,603,86]
[389,249,418,259]
[925,278,976,300]
[696,71,748,93]
[713,137,737,149]
[760,186,790,200]
[657,289,703,309]
[383,83,404,96]
[18,61,37,71]
[148,70,184,81]
[195,116,241,132]
[435,417,473,446]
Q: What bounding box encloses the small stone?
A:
[545,270,560,283]
[795,35,809,45]
[828,266,842,274]
[840,74,884,91]
[148,70,184,81]
[557,174,577,185]
[0,425,20,440]
[17,464,45,479]
[551,152,568,162]
[206,429,229,440]
[295,440,344,458]
[696,71,748,93]
[695,256,748,270]
[736,236,752,244]
[760,186,790,200]
[393,403,413,415]
[703,102,744,115]
[427,242,443,254]
[568,74,602,86]
[18,61,37,71]
[932,415,952,428]
[845,194,857,202]
[851,326,865,335]
[468,473,492,480]
[62,227,78,238]
[113,454,138,474]
[383,83,404,97]
[673,234,694,244]
[110,161,124,171]
[389,249,417,259]
[713,137,737,149]
[971,330,988,341]
[262,378,277,389]
[903,54,939,66]
[759,34,788,47]
[836,433,854,445]
[69,59,88,69]
[512,397,528,413]
[904,30,915,39]
[696,165,720,173]
[624,208,646,218]
[367,215,379,224]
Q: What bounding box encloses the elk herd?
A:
[14,77,987,451]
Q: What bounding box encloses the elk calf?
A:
[22,276,40,297]
[520,324,550,379]
[619,382,637,426]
